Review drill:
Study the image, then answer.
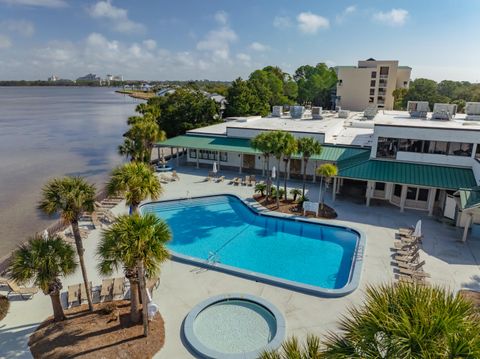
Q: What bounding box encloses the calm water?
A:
[0,87,139,256]
[143,195,358,289]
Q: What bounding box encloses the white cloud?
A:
[89,0,145,34]
[236,53,251,62]
[373,8,408,26]
[0,0,66,7]
[336,5,356,23]
[214,10,228,25]
[196,13,237,62]
[0,34,12,49]
[142,39,156,50]
[273,15,292,29]
[1,20,35,37]
[297,12,330,34]
[249,42,268,52]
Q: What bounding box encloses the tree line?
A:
[394,78,480,112]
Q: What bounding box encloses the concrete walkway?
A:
[1,165,479,359]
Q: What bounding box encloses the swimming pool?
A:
[141,195,364,296]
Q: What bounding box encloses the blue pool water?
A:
[142,195,359,290]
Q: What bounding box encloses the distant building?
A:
[157,88,176,97]
[48,75,59,82]
[76,73,100,82]
[335,59,411,111]
[141,83,153,91]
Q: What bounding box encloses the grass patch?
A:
[0,295,9,321]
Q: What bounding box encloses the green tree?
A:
[322,283,480,358]
[38,177,96,312]
[280,134,297,201]
[289,188,302,202]
[107,162,162,214]
[251,132,275,196]
[260,335,322,359]
[9,235,77,321]
[148,88,220,137]
[224,78,258,117]
[249,70,274,115]
[316,163,338,209]
[296,137,322,197]
[392,88,408,110]
[403,78,449,109]
[294,63,337,107]
[97,213,171,336]
[255,182,267,197]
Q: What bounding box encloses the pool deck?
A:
[1,166,479,358]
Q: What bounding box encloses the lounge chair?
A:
[100,278,114,301]
[112,277,125,298]
[233,177,241,186]
[206,172,214,182]
[146,277,160,293]
[249,175,256,186]
[172,171,180,181]
[398,227,413,236]
[398,267,431,278]
[394,244,420,256]
[67,284,81,307]
[80,282,92,303]
[392,252,420,265]
[6,280,38,300]
[396,274,428,285]
[242,175,250,186]
[216,176,225,183]
[397,259,425,270]
[393,237,419,249]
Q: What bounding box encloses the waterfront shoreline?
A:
[116,90,156,100]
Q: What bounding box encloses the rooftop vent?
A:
[432,103,457,121]
[338,109,350,119]
[272,106,282,117]
[407,101,429,118]
[363,105,378,120]
[465,102,480,121]
[290,106,305,119]
[311,107,323,119]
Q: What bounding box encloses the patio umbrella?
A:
[42,229,49,240]
[212,162,218,174]
[412,220,422,238]
[271,166,276,179]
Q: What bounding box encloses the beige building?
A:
[335,59,411,111]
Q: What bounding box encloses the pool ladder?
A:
[206,251,220,265]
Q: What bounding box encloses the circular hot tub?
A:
[183,294,285,359]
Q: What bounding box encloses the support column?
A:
[400,185,407,212]
[262,157,265,176]
[239,153,243,174]
[196,149,199,169]
[428,188,437,216]
[170,147,173,157]
[175,147,179,166]
[301,158,305,180]
[312,161,317,183]
[332,177,337,202]
[287,159,291,180]
[157,146,160,162]
[462,213,472,242]
[217,151,221,171]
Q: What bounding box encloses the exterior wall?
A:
[472,158,480,185]
[336,60,411,112]
[226,126,325,143]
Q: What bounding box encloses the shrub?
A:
[100,302,117,315]
[0,295,9,321]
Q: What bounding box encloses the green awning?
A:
[339,159,477,190]
[457,187,480,210]
[157,135,370,163]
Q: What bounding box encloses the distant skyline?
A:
[0,0,479,82]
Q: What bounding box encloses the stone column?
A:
[400,185,407,212]
[462,213,473,242]
[427,188,437,216]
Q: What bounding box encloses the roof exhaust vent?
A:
[407,101,429,118]
[363,105,378,120]
[290,106,305,119]
[465,102,480,121]
[311,107,323,119]
[432,103,457,121]
[272,106,282,117]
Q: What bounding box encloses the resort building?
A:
[158,103,480,236]
[335,59,411,111]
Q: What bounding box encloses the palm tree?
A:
[316,163,338,209]
[97,213,171,337]
[9,235,77,321]
[255,183,267,197]
[296,137,322,197]
[281,134,297,201]
[107,162,162,214]
[38,176,96,312]
[260,335,322,359]
[290,188,302,202]
[251,132,274,196]
[322,283,480,358]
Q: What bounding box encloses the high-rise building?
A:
[335,59,411,111]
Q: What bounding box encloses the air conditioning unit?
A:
[432,103,457,120]
[338,110,350,118]
[272,106,282,117]
[465,102,480,121]
[311,107,323,119]
[363,105,378,120]
[290,106,305,119]
[407,101,429,118]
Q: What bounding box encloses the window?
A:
[370,80,376,87]
[406,187,429,202]
[338,79,343,86]
[220,152,228,162]
[418,188,429,201]
[375,182,385,191]
[370,88,375,95]
[371,71,377,78]
[394,184,402,197]
[433,141,448,155]
[406,187,417,200]
[476,145,480,160]
[369,97,374,103]
[448,142,473,156]
[376,137,398,158]
[189,149,197,158]
[380,66,389,76]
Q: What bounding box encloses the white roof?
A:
[374,111,480,131]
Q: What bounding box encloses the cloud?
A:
[214,10,228,25]
[249,42,268,52]
[0,34,12,49]
[142,39,156,50]
[0,20,35,37]
[236,53,251,62]
[196,12,237,62]
[373,8,408,26]
[336,5,356,23]
[89,0,145,34]
[273,15,292,29]
[297,12,330,34]
[0,0,66,7]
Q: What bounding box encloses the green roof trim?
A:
[339,160,477,190]
[457,187,480,210]
[157,135,370,163]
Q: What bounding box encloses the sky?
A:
[0,0,479,82]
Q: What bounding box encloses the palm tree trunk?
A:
[137,261,149,337]
[266,156,271,198]
[50,291,66,321]
[302,158,308,197]
[127,275,141,323]
[319,176,324,209]
[71,220,93,312]
[276,157,281,208]
[283,158,289,201]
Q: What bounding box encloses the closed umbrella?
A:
[412,220,422,238]
[42,229,49,240]
[212,162,217,174]
[271,166,276,179]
